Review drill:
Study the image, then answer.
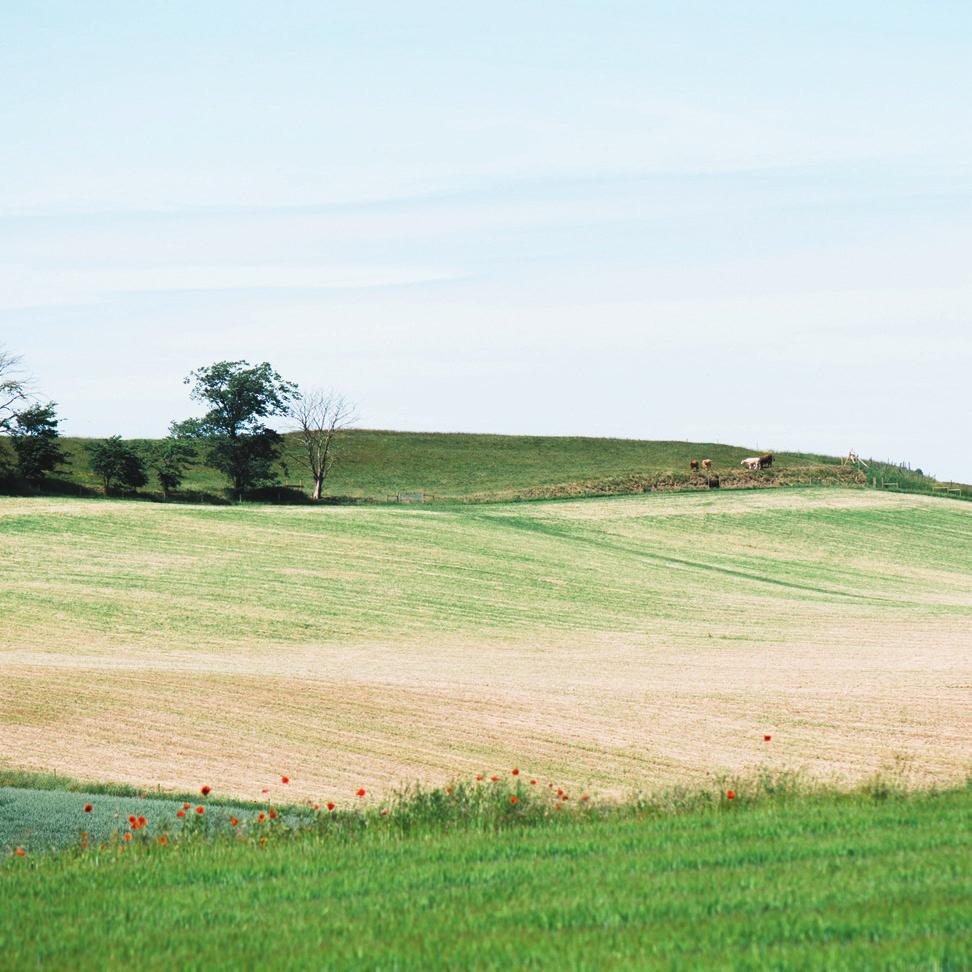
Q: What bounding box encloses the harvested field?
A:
[1,489,969,799]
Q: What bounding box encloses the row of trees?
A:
[0,349,356,500]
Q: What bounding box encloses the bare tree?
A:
[0,347,32,433]
[288,389,357,500]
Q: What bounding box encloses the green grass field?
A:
[2,778,968,971]
[2,488,970,798]
[28,429,874,501]
[2,478,971,969]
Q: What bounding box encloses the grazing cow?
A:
[741,457,761,470]
[759,453,774,469]
[701,459,712,472]
[689,459,699,472]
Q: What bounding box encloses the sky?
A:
[2,1,970,480]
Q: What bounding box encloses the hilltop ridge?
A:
[4,429,966,502]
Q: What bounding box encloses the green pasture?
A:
[1,780,968,971]
[24,429,854,501]
[2,489,970,650]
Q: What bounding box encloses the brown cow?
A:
[689,459,699,471]
[759,453,774,469]
[701,459,712,472]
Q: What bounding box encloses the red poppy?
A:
[80,840,88,848]
[258,813,266,822]
[556,789,564,797]
[182,803,191,810]
[446,786,453,794]
[381,809,389,816]
[268,808,277,820]
[727,790,736,800]
[201,786,212,796]
[80,832,88,840]
[176,810,186,818]
[128,815,137,825]
[83,803,93,813]
[510,795,518,805]
[511,768,520,776]
[764,735,772,742]
[326,803,335,812]
[195,806,205,815]
[490,776,499,783]
[581,794,589,801]
[158,835,168,845]
[529,779,537,786]
[475,775,484,782]
[281,776,289,784]
[561,794,569,801]
[356,788,366,797]
[313,804,320,811]
[14,848,25,856]
[123,833,132,841]
[261,788,270,794]
[137,816,146,826]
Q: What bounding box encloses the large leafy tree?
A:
[10,403,68,483]
[86,436,148,493]
[171,360,298,498]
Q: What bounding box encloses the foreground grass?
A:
[2,783,969,970]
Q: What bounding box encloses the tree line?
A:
[0,348,355,501]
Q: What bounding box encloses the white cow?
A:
[741,457,761,470]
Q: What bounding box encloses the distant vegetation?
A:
[4,429,968,503]
[2,343,968,503]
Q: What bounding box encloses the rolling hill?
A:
[11,429,956,502]
[2,487,969,799]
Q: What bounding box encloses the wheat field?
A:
[1,488,969,800]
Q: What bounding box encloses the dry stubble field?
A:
[1,488,969,801]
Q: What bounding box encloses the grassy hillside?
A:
[2,779,968,970]
[25,430,870,501]
[2,489,969,798]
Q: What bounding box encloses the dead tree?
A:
[0,347,32,433]
[288,389,357,500]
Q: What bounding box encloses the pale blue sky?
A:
[2,1,970,479]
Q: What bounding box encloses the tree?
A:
[288,389,357,500]
[86,436,148,493]
[10,403,68,483]
[0,346,31,433]
[172,360,298,498]
[148,438,196,498]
